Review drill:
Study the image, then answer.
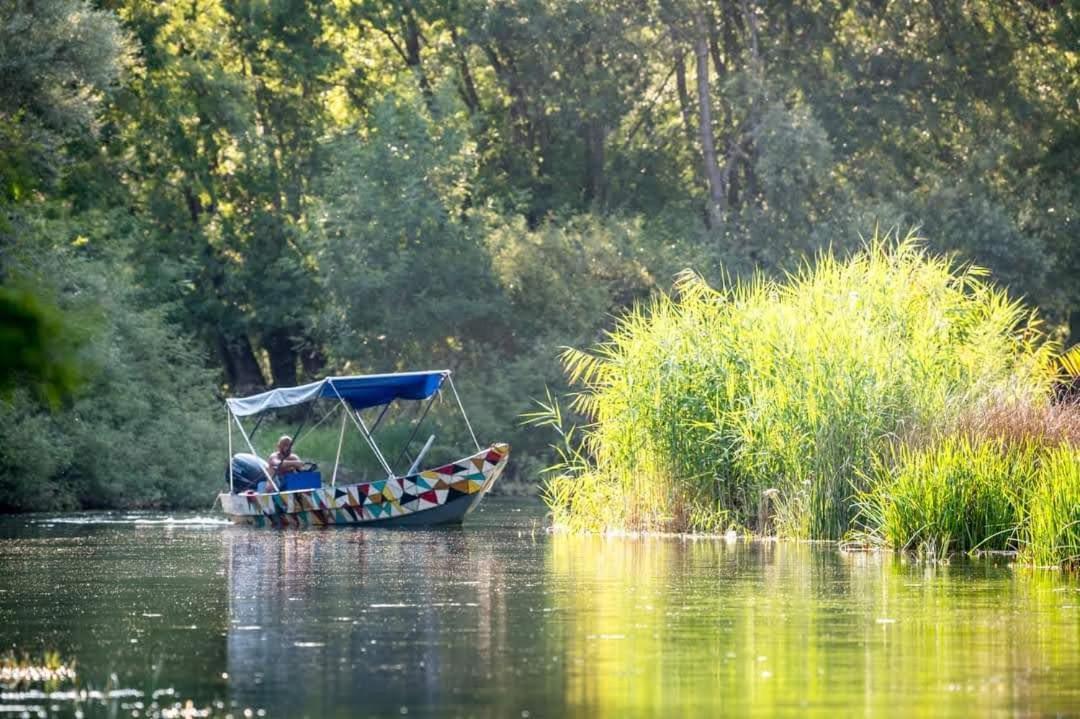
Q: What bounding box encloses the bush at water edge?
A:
[538,235,1063,541]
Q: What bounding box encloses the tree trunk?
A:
[482,43,532,150]
[451,26,481,114]
[694,26,727,226]
[708,7,726,79]
[583,118,606,205]
[300,345,326,379]
[1069,310,1080,348]
[673,49,697,149]
[723,0,741,73]
[401,4,435,111]
[217,331,266,395]
[264,328,298,388]
[740,0,761,70]
[671,43,715,224]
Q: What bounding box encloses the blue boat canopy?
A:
[226,370,449,417]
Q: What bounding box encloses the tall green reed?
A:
[856,438,1033,557]
[538,233,1058,537]
[1020,446,1080,569]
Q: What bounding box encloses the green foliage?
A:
[315,90,659,476]
[316,89,501,368]
[1023,446,1080,569]
[858,438,1033,557]
[0,0,132,132]
[1,0,1078,513]
[0,0,132,202]
[542,237,1057,537]
[0,218,219,512]
[0,287,82,405]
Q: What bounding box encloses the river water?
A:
[1,497,1079,718]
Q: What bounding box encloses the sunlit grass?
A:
[537,233,1062,540]
[856,438,1033,558]
[0,650,76,688]
[1020,446,1080,569]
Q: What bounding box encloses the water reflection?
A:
[224,526,520,717]
[0,519,230,717]
[4,504,1080,718]
[543,535,1080,717]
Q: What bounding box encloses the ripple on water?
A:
[34,515,231,527]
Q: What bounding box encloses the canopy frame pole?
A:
[447,374,481,452]
[331,408,347,488]
[369,401,393,436]
[249,414,265,442]
[294,403,342,446]
[227,407,234,494]
[232,412,279,492]
[328,381,395,479]
[355,411,395,477]
[392,391,438,470]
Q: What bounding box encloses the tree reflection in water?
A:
[224,527,513,717]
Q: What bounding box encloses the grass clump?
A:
[857,438,1033,557]
[539,234,1057,538]
[1019,446,1080,569]
[856,399,1080,565]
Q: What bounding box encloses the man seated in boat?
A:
[268,435,304,479]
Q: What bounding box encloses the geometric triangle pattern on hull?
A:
[220,443,510,528]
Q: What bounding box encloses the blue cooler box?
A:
[281,471,322,491]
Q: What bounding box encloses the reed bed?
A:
[948,396,1080,449]
[539,236,1065,544]
[1022,446,1080,569]
[853,398,1080,563]
[857,438,1034,557]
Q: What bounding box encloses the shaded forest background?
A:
[0,0,1076,510]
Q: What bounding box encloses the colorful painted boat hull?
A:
[218,443,509,528]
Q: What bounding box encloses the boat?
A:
[217,370,509,528]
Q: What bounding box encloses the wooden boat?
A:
[218,371,509,528]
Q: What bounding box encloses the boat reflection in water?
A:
[223,527,514,717]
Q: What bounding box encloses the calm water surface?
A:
[1,497,1079,717]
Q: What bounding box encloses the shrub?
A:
[0,227,219,512]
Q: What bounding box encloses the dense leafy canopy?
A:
[0,0,1076,509]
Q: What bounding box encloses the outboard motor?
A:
[227,453,269,493]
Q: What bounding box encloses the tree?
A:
[0,0,133,400]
